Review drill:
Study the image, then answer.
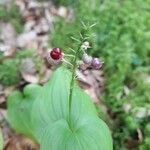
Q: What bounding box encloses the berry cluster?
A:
[47,41,103,70]
[82,53,102,70]
[81,41,103,70]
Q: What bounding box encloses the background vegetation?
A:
[0,0,150,149]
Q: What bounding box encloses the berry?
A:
[47,48,63,65]
[52,47,62,54]
[91,58,103,70]
[82,53,92,65]
[50,48,62,60]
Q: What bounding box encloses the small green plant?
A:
[0,59,20,86]
[7,25,113,150]
[0,49,36,86]
[0,49,34,86]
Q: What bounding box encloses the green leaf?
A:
[7,67,113,149]
[7,84,42,140]
[31,67,97,137]
[40,116,112,150]
[0,128,3,150]
[31,67,113,149]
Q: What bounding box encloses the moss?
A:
[0,49,34,86]
[0,59,20,86]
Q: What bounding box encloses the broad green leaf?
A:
[31,67,113,149]
[7,67,113,149]
[41,117,112,150]
[0,128,3,150]
[31,67,97,137]
[7,84,41,139]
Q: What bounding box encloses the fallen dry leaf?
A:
[4,135,39,150]
[20,58,39,83]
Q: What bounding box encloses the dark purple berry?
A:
[82,53,92,65]
[91,58,102,69]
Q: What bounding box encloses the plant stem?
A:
[68,44,81,124]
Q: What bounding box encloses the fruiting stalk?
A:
[68,43,81,125]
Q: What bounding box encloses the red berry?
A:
[50,48,62,60]
[53,48,62,54]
